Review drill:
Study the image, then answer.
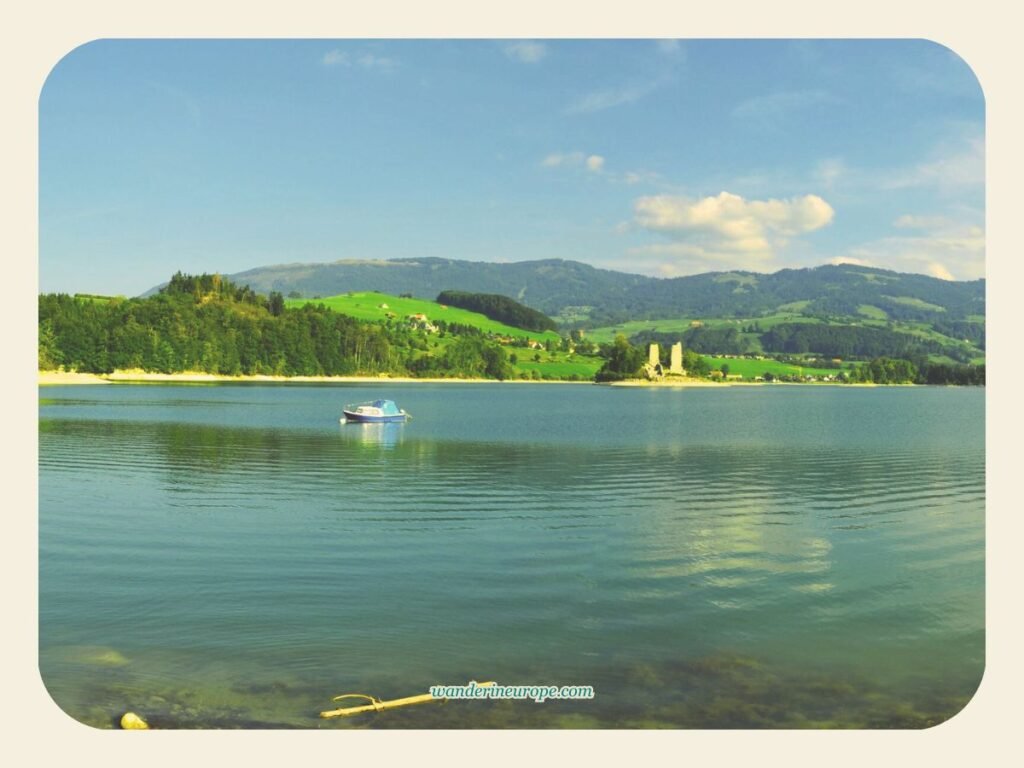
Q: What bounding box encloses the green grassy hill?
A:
[286,291,562,343]
[285,291,606,379]
[701,356,850,379]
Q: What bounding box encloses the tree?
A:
[268,292,285,317]
[682,349,710,377]
[595,334,645,381]
[38,319,61,370]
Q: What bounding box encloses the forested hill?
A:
[144,258,985,328]
[435,290,558,333]
[215,258,650,319]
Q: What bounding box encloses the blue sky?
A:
[39,39,984,295]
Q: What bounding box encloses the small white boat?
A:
[340,399,410,423]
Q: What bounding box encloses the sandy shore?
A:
[607,379,883,388]
[38,370,587,386]
[38,370,889,388]
[38,371,112,385]
[606,378,751,387]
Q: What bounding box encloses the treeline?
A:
[436,290,558,333]
[38,273,515,379]
[850,357,985,385]
[631,327,751,355]
[760,323,974,363]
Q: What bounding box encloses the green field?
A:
[856,304,889,320]
[74,294,125,303]
[510,352,603,380]
[702,356,850,379]
[286,291,561,343]
[884,295,947,312]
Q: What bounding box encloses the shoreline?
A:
[38,370,916,388]
[606,378,888,388]
[37,370,590,386]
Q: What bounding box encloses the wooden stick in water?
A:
[320,682,495,719]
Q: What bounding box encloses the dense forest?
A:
[39,273,515,379]
[435,290,558,333]
[758,323,976,363]
[848,357,986,385]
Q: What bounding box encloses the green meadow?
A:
[701,356,849,379]
[510,353,604,380]
[286,292,561,343]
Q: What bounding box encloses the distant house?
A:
[406,313,438,333]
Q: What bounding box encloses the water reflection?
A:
[39,385,984,729]
[338,421,405,449]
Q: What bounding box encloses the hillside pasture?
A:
[286,292,561,342]
[701,356,850,379]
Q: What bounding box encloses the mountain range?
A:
[187,257,984,328]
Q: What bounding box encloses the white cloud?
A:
[635,191,833,246]
[836,219,984,281]
[356,54,398,71]
[565,81,661,115]
[881,135,984,192]
[623,170,661,186]
[322,49,349,66]
[504,41,547,63]
[542,151,584,168]
[815,158,846,189]
[542,151,605,174]
[630,191,834,274]
[624,242,778,275]
[322,49,398,71]
[893,214,954,230]
[928,262,957,281]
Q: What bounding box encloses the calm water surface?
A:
[39,383,984,728]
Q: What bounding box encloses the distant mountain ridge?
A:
[145,257,984,327]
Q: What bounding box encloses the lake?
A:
[38,383,985,728]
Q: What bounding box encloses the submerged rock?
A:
[120,712,149,730]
